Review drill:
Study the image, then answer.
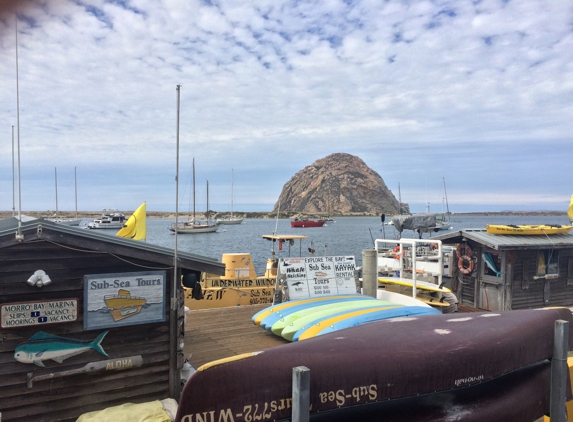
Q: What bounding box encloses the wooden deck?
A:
[184,304,289,369]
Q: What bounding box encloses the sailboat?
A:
[216,168,244,225]
[169,158,219,234]
[434,177,452,231]
[45,167,81,226]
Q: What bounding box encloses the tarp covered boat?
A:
[176,307,573,422]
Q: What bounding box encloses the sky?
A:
[1,0,572,215]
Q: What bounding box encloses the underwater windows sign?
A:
[280,256,357,300]
[84,270,166,330]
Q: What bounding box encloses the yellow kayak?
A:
[486,224,573,235]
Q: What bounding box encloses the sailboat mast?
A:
[443,177,450,215]
[206,180,209,220]
[398,183,402,214]
[12,126,15,217]
[74,167,78,220]
[54,168,58,217]
[231,169,234,218]
[193,158,196,221]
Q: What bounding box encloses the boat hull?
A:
[177,307,573,422]
[290,220,325,228]
[216,218,244,225]
[486,224,573,235]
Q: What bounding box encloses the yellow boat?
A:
[104,289,147,321]
[486,224,573,235]
[184,234,309,310]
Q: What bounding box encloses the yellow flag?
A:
[116,202,146,241]
[568,195,573,220]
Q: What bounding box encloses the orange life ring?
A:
[458,255,474,275]
[393,245,405,260]
[456,243,473,259]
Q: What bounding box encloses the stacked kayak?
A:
[486,224,573,235]
[252,294,440,341]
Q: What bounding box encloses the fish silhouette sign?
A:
[14,330,109,367]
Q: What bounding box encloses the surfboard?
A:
[251,294,365,326]
[277,303,402,340]
[260,297,390,330]
[486,224,573,235]
[378,277,451,293]
[270,299,392,335]
[295,305,441,341]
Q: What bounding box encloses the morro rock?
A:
[273,153,403,215]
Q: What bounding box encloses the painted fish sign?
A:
[14,330,109,367]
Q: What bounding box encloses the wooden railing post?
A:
[362,249,377,298]
[292,366,310,422]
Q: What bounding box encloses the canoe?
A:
[270,299,393,336]
[378,277,451,293]
[486,224,573,235]
[294,305,440,341]
[259,298,393,330]
[279,303,404,341]
[176,307,573,422]
[252,294,368,326]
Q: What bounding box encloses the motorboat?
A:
[87,210,126,229]
[291,217,325,228]
[104,289,147,321]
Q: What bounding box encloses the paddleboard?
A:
[294,305,441,341]
[279,303,402,341]
[252,294,365,326]
[378,277,451,293]
[486,224,573,235]
[270,299,392,335]
[260,296,388,330]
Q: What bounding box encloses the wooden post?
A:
[550,319,569,422]
[292,366,310,422]
[362,249,377,298]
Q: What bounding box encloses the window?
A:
[537,250,559,277]
[483,252,501,278]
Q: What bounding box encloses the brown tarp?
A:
[177,308,573,422]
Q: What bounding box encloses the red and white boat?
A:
[291,217,325,228]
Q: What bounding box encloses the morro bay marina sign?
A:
[1,299,78,328]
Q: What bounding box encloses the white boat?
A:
[170,159,219,234]
[216,169,243,225]
[87,209,127,229]
[45,167,81,226]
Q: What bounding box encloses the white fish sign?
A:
[14,330,109,367]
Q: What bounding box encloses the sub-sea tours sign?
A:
[279,256,357,300]
[1,299,78,328]
[84,270,166,330]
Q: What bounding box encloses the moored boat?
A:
[291,217,325,228]
[486,224,573,235]
[87,209,126,229]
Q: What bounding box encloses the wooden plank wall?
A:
[0,240,175,422]
[511,249,573,310]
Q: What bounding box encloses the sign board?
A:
[84,270,166,330]
[279,256,357,300]
[1,299,78,328]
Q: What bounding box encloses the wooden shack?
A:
[433,228,573,312]
[0,217,224,422]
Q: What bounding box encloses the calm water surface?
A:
[85,215,571,275]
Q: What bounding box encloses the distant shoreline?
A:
[0,210,569,219]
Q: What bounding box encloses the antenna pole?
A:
[15,15,23,239]
[11,126,15,217]
[173,85,181,310]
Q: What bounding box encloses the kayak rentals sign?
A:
[279,256,358,300]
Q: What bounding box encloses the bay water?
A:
[83,214,571,275]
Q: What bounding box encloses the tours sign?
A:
[1,299,78,328]
[279,256,357,300]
